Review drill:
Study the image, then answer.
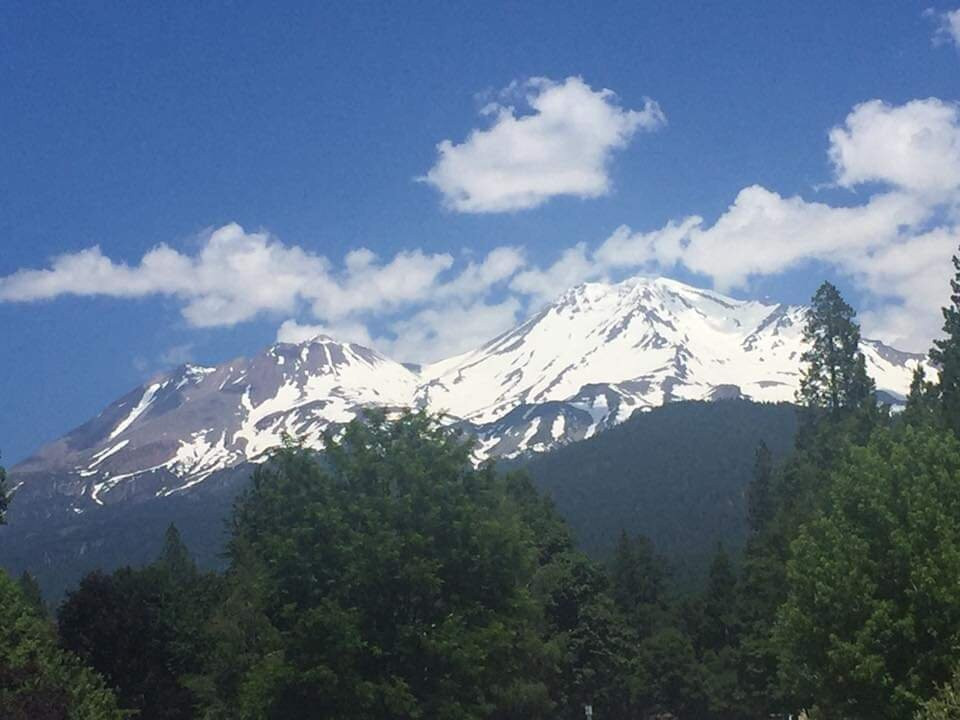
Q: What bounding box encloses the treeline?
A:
[4,260,960,718]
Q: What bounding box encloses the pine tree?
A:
[17,571,46,618]
[156,523,196,580]
[930,249,960,432]
[797,281,875,412]
[904,365,939,427]
[610,530,667,638]
[746,441,774,535]
[700,544,738,652]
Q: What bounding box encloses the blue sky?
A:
[2,0,960,463]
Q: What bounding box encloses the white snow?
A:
[58,275,930,502]
[108,383,162,440]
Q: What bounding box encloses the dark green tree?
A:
[700,545,738,653]
[58,531,219,720]
[631,626,707,718]
[930,249,960,432]
[610,531,668,638]
[746,441,774,535]
[206,411,556,720]
[17,570,46,618]
[903,365,940,427]
[0,570,125,719]
[156,523,196,578]
[776,424,960,719]
[797,281,875,412]
[916,666,960,720]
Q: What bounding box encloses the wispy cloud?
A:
[931,8,960,48]
[420,76,665,213]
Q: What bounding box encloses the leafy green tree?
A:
[58,530,219,720]
[930,248,960,432]
[915,666,960,720]
[776,425,960,719]
[532,551,636,719]
[0,569,125,719]
[797,281,875,413]
[207,411,555,720]
[631,626,707,718]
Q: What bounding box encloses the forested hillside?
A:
[522,399,798,579]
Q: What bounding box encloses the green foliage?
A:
[746,441,774,535]
[776,424,960,719]
[522,400,798,582]
[903,365,941,428]
[797,281,875,412]
[610,531,668,638]
[915,666,960,720]
[58,527,220,720]
[930,248,960,433]
[17,570,46,619]
[205,410,556,720]
[0,569,125,719]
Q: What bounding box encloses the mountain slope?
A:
[9,276,928,510]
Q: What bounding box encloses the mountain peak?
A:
[12,273,930,509]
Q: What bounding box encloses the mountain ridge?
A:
[10,275,929,512]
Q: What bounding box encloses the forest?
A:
[4,259,960,719]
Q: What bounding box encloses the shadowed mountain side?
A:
[521,400,799,583]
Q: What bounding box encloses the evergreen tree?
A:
[930,248,960,432]
[797,281,875,412]
[17,570,46,618]
[0,570,125,719]
[58,531,219,720]
[903,365,939,427]
[610,530,667,638]
[156,523,196,579]
[746,441,774,535]
[700,545,738,653]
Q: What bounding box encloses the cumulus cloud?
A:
[5,94,960,360]
[421,76,665,213]
[0,224,525,353]
[509,98,960,351]
[828,98,960,195]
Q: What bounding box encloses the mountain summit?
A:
[12,276,927,510]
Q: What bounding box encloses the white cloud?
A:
[0,225,524,333]
[933,8,960,47]
[508,98,960,352]
[276,319,376,348]
[828,98,960,195]
[5,95,960,360]
[421,76,665,213]
[383,298,524,364]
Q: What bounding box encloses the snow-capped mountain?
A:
[11,276,929,510]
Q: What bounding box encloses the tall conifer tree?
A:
[797,281,875,412]
[930,249,960,432]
